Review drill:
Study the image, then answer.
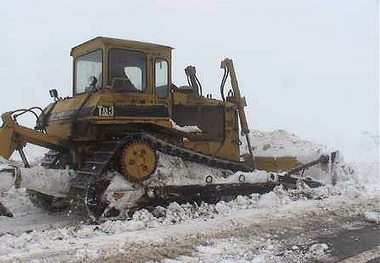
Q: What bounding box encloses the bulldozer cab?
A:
[71,37,172,100]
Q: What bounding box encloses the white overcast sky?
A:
[0,0,378,162]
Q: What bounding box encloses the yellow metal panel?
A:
[71,37,173,58]
[0,127,17,159]
[255,156,299,172]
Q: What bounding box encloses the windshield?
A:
[109,49,147,92]
[74,50,102,94]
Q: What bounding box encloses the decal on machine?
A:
[49,110,74,121]
[97,106,114,117]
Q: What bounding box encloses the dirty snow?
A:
[164,238,332,263]
[0,129,378,262]
[364,211,380,223]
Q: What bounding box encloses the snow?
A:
[0,157,18,192]
[0,170,14,193]
[19,166,75,197]
[1,187,39,217]
[242,130,329,159]
[257,192,281,209]
[74,249,101,261]
[102,174,145,217]
[0,187,378,262]
[0,129,378,262]
[308,243,328,257]
[144,152,271,188]
[165,238,331,263]
[364,212,380,223]
[170,119,202,133]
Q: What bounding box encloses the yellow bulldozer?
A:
[0,37,329,220]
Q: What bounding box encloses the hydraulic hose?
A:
[220,67,229,101]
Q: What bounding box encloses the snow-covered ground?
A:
[0,129,379,262]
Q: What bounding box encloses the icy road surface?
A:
[1,193,379,262]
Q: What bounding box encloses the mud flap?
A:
[0,126,17,159]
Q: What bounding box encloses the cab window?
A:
[109,49,147,92]
[74,50,102,94]
[155,58,169,99]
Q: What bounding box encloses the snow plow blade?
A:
[148,182,277,205]
[145,177,323,208]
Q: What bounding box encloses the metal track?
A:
[67,140,122,220]
[145,133,253,173]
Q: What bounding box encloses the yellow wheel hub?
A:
[121,141,157,182]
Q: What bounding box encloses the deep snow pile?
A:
[148,152,270,187]
[241,130,331,163]
[0,157,40,217]
[241,129,360,184]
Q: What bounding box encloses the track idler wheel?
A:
[120,140,157,183]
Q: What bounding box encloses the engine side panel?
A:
[45,91,171,140]
[171,92,240,162]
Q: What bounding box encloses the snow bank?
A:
[146,152,271,187]
[241,130,331,163]
[19,166,75,197]
[0,161,75,217]
[326,161,380,198]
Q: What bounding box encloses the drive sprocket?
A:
[120,140,157,183]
